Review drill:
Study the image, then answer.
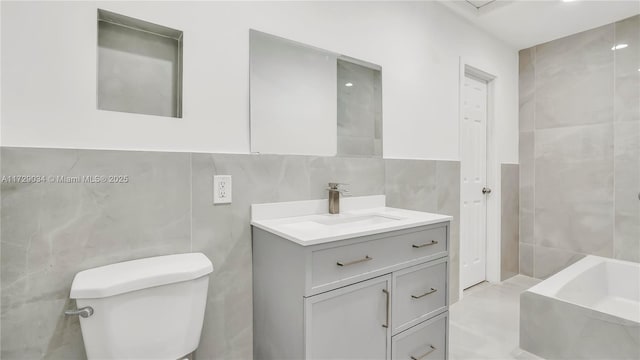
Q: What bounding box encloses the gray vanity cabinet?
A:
[252,221,450,360]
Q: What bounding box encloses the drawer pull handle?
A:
[382,288,390,328]
[410,345,436,360]
[336,255,372,267]
[411,288,437,299]
[412,240,438,248]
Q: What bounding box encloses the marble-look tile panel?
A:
[385,160,461,303]
[519,47,535,133]
[613,121,640,262]
[436,161,461,303]
[519,132,535,189]
[614,15,640,123]
[519,243,533,277]
[534,124,614,256]
[308,156,385,199]
[519,188,534,247]
[613,15,640,262]
[337,136,375,158]
[190,153,312,360]
[501,164,519,281]
[519,132,534,245]
[518,16,639,279]
[518,131,534,248]
[384,159,437,211]
[535,24,614,129]
[532,246,583,280]
[1,147,191,359]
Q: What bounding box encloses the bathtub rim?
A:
[524,255,640,324]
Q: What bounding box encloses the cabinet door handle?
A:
[336,255,372,267]
[410,345,436,360]
[382,288,390,328]
[411,288,437,299]
[412,240,438,248]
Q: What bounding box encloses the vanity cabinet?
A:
[252,220,450,360]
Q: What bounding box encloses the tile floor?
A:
[449,275,542,359]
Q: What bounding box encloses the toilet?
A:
[67,253,213,360]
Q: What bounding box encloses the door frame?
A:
[458,58,500,301]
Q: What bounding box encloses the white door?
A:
[460,74,489,290]
[305,275,391,359]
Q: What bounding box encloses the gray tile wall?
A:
[1,147,459,359]
[384,159,461,302]
[1,148,192,359]
[613,16,640,262]
[518,15,640,278]
[501,164,519,281]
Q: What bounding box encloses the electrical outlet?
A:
[213,175,232,204]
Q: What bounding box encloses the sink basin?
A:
[311,214,403,226]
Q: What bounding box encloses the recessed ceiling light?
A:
[345,83,353,87]
[612,43,628,50]
[562,0,577,2]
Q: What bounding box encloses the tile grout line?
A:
[532,45,537,279]
[189,152,193,252]
[534,121,618,132]
[612,23,616,259]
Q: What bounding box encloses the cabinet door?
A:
[305,275,391,359]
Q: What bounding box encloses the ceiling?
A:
[441,0,640,49]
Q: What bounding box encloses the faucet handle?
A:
[327,182,351,195]
[327,182,349,189]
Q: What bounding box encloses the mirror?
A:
[250,30,382,157]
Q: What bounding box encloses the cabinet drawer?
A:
[392,312,448,360]
[392,259,448,334]
[310,225,447,292]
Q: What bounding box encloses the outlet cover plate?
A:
[213,175,232,204]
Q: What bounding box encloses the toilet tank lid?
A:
[69,253,213,299]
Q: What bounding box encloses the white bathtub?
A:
[520,255,640,359]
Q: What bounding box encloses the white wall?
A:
[1,1,518,162]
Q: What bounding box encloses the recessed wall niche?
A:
[97,9,183,118]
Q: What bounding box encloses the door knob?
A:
[482,187,492,195]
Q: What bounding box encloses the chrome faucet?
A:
[327,182,351,214]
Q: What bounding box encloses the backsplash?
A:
[518,15,640,278]
[1,147,459,359]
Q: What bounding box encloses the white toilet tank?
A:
[69,253,213,360]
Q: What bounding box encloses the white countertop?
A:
[251,195,452,246]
